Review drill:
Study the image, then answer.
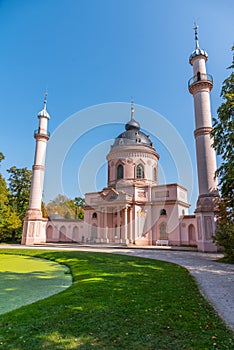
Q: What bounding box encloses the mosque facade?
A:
[22,28,220,252]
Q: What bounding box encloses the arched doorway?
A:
[188,224,196,246]
[46,225,53,241]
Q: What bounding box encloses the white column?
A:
[129,207,133,243]
[124,207,128,243]
[117,206,121,241]
[104,207,108,242]
[97,208,101,242]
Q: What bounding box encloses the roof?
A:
[113,115,153,148]
[38,94,50,119]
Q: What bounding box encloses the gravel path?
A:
[1,244,233,332]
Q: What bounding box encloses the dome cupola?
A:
[106,100,159,187]
[113,100,153,147]
[125,102,140,131]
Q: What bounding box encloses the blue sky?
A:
[0,0,233,212]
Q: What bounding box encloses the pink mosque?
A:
[22,27,220,252]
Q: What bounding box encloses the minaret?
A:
[21,94,50,245]
[188,25,219,252]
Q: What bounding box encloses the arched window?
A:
[117,164,124,179]
[153,167,157,181]
[136,164,144,179]
[160,223,167,239]
[160,209,167,216]
[92,212,97,219]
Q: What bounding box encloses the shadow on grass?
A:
[0,254,72,315]
[0,250,233,350]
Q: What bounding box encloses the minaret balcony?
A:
[188,73,213,91]
[34,128,50,138]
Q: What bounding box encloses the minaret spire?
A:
[43,91,48,110]
[131,97,134,119]
[193,23,199,49]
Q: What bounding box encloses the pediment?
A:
[100,187,119,201]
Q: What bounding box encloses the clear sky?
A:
[0,0,233,212]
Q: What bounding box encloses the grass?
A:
[217,256,234,264]
[0,249,233,350]
[0,254,72,314]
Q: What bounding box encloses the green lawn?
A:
[0,249,233,350]
[0,254,72,314]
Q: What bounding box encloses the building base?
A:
[197,240,217,253]
[21,217,48,245]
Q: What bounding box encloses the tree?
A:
[6,166,32,240]
[74,197,85,220]
[74,197,85,208]
[211,46,234,261]
[0,155,22,241]
[41,201,48,218]
[7,166,32,221]
[0,152,5,163]
[0,167,11,239]
[46,194,85,220]
[47,194,76,219]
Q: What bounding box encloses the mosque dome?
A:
[112,102,153,148]
[125,117,140,131]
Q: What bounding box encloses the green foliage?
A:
[2,210,22,241]
[215,200,234,262]
[7,166,32,221]
[41,201,48,218]
[0,155,22,242]
[74,197,85,219]
[77,207,84,220]
[2,166,32,241]
[0,152,5,164]
[0,173,11,237]
[212,46,234,259]
[74,196,85,208]
[47,194,85,220]
[47,194,76,219]
[0,250,233,349]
